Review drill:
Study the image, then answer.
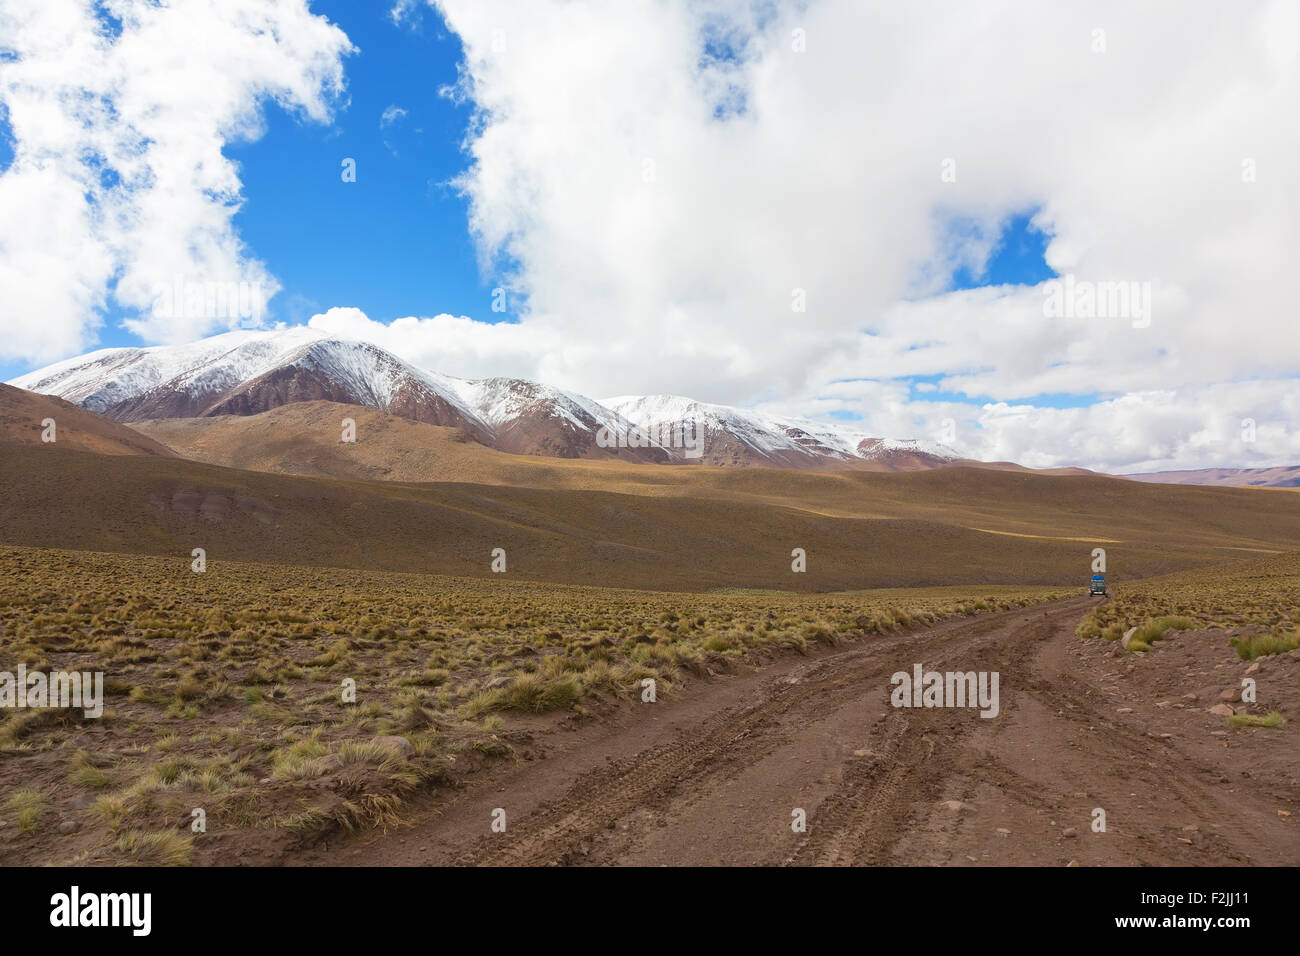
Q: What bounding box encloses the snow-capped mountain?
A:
[12,328,491,438]
[9,329,958,469]
[602,395,959,468]
[11,329,318,414]
[440,377,669,462]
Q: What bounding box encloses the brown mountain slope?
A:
[131,402,1096,493]
[950,458,1099,477]
[2,440,1299,591]
[133,403,494,482]
[0,383,176,458]
[133,403,927,476]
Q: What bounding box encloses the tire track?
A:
[786,601,1087,865]
[452,600,1086,866]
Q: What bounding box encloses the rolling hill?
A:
[3,428,1299,591]
[0,383,177,458]
[125,401,1104,491]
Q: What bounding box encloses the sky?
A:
[1,0,1297,473]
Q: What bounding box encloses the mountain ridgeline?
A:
[9,328,960,470]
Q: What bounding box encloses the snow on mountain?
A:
[9,329,293,413]
[10,328,491,431]
[447,377,618,432]
[602,394,959,468]
[9,330,960,469]
[438,377,669,461]
[602,394,814,464]
[603,394,792,451]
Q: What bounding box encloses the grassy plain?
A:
[1076,551,1300,657]
[0,545,1069,864]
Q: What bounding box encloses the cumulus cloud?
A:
[774,380,1300,474]
[0,0,353,362]
[373,0,1298,471]
[309,305,559,380]
[965,383,1300,474]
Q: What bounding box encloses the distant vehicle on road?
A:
[1089,573,1107,596]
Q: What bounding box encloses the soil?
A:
[298,597,1299,866]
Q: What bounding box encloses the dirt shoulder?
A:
[302,597,1298,866]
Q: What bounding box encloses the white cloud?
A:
[388,0,421,28]
[0,0,353,362]
[308,305,558,380]
[964,383,1300,474]
[380,103,407,155]
[380,0,1299,470]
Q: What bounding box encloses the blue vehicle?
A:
[1089,573,1107,596]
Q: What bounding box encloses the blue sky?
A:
[225,2,508,329]
[949,212,1056,293]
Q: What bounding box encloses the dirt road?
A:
[312,597,1299,866]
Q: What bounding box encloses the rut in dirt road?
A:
[448,599,1089,866]
[343,595,1295,866]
